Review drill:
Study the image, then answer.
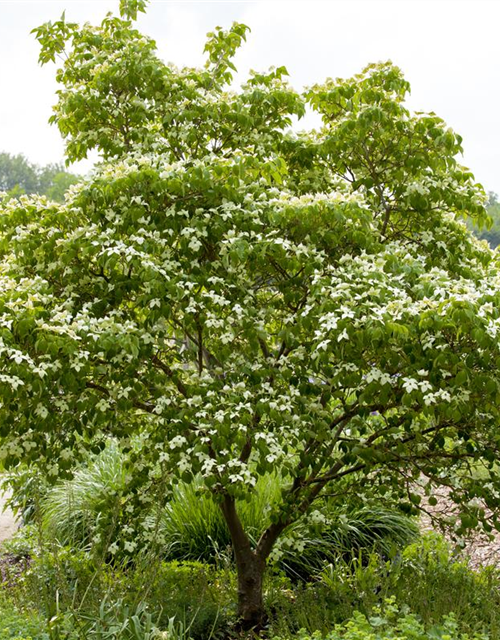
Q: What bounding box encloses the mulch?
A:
[0,552,31,586]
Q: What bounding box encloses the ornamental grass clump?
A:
[41,444,418,578]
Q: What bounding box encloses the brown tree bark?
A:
[220,495,285,630]
[234,547,266,628]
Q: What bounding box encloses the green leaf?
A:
[119,0,149,21]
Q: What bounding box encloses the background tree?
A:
[0,151,79,201]
[2,0,500,629]
[0,153,39,195]
[468,191,500,248]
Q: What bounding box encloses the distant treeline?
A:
[0,152,79,202]
[471,192,500,249]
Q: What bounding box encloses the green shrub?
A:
[18,545,112,617]
[0,597,48,640]
[269,533,500,638]
[270,598,489,639]
[125,560,232,640]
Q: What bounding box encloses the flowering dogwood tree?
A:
[3,0,500,627]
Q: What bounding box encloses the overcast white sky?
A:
[1,0,500,194]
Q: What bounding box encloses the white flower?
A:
[108,542,119,555]
[35,403,48,419]
[337,328,349,342]
[188,237,202,252]
[402,377,419,393]
[169,435,187,449]
[316,339,331,351]
[309,510,327,525]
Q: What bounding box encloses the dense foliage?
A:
[2,0,500,626]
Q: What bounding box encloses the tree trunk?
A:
[220,495,268,630]
[234,547,266,629]
[220,494,291,630]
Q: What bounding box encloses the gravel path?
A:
[0,490,18,544]
[419,485,500,570]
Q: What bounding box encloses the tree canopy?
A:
[2,0,500,627]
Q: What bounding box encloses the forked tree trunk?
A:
[220,495,280,630]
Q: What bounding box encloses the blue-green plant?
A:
[73,598,161,640]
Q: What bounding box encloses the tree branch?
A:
[151,354,189,397]
[85,381,155,413]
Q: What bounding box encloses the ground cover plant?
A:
[1,529,499,639]
[3,0,500,632]
[0,595,48,640]
[270,600,490,640]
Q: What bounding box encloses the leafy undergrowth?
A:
[271,600,489,640]
[0,597,48,640]
[0,531,499,640]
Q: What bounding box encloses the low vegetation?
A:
[2,454,500,639]
[1,520,499,639]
